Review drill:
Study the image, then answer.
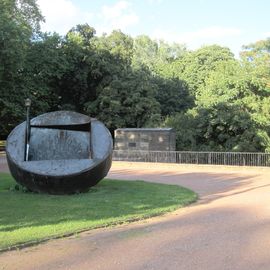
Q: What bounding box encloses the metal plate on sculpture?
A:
[6,111,113,194]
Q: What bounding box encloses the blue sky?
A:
[37,0,270,57]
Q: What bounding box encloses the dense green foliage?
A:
[0,173,197,249]
[0,1,269,151]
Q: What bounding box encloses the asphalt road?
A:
[1,162,270,270]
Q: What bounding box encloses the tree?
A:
[67,24,96,46]
[0,0,44,137]
[240,38,270,92]
[165,104,266,152]
[167,58,270,152]
[85,67,161,132]
[171,45,235,95]
[154,76,192,117]
[55,24,99,111]
[132,35,158,71]
[132,35,186,73]
[19,33,67,114]
[94,30,134,67]
[196,60,270,130]
[132,35,191,117]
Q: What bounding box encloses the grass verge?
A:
[0,172,197,250]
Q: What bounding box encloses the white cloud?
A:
[263,32,270,38]
[151,26,243,57]
[37,0,93,34]
[97,1,139,34]
[101,1,130,20]
[152,26,242,45]
[151,26,243,54]
[146,0,164,4]
[183,26,241,41]
[37,0,139,36]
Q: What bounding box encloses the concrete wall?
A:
[114,128,176,151]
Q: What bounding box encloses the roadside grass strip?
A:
[0,173,197,250]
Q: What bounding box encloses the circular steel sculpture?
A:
[6,110,113,194]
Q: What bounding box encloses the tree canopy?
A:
[0,1,269,152]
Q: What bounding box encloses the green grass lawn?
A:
[0,172,197,250]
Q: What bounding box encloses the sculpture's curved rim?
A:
[6,111,113,194]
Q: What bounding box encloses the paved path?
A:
[0,155,8,173]
[1,162,270,270]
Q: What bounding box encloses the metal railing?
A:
[1,150,269,167]
[113,150,270,167]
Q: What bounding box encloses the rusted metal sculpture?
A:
[6,100,112,194]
